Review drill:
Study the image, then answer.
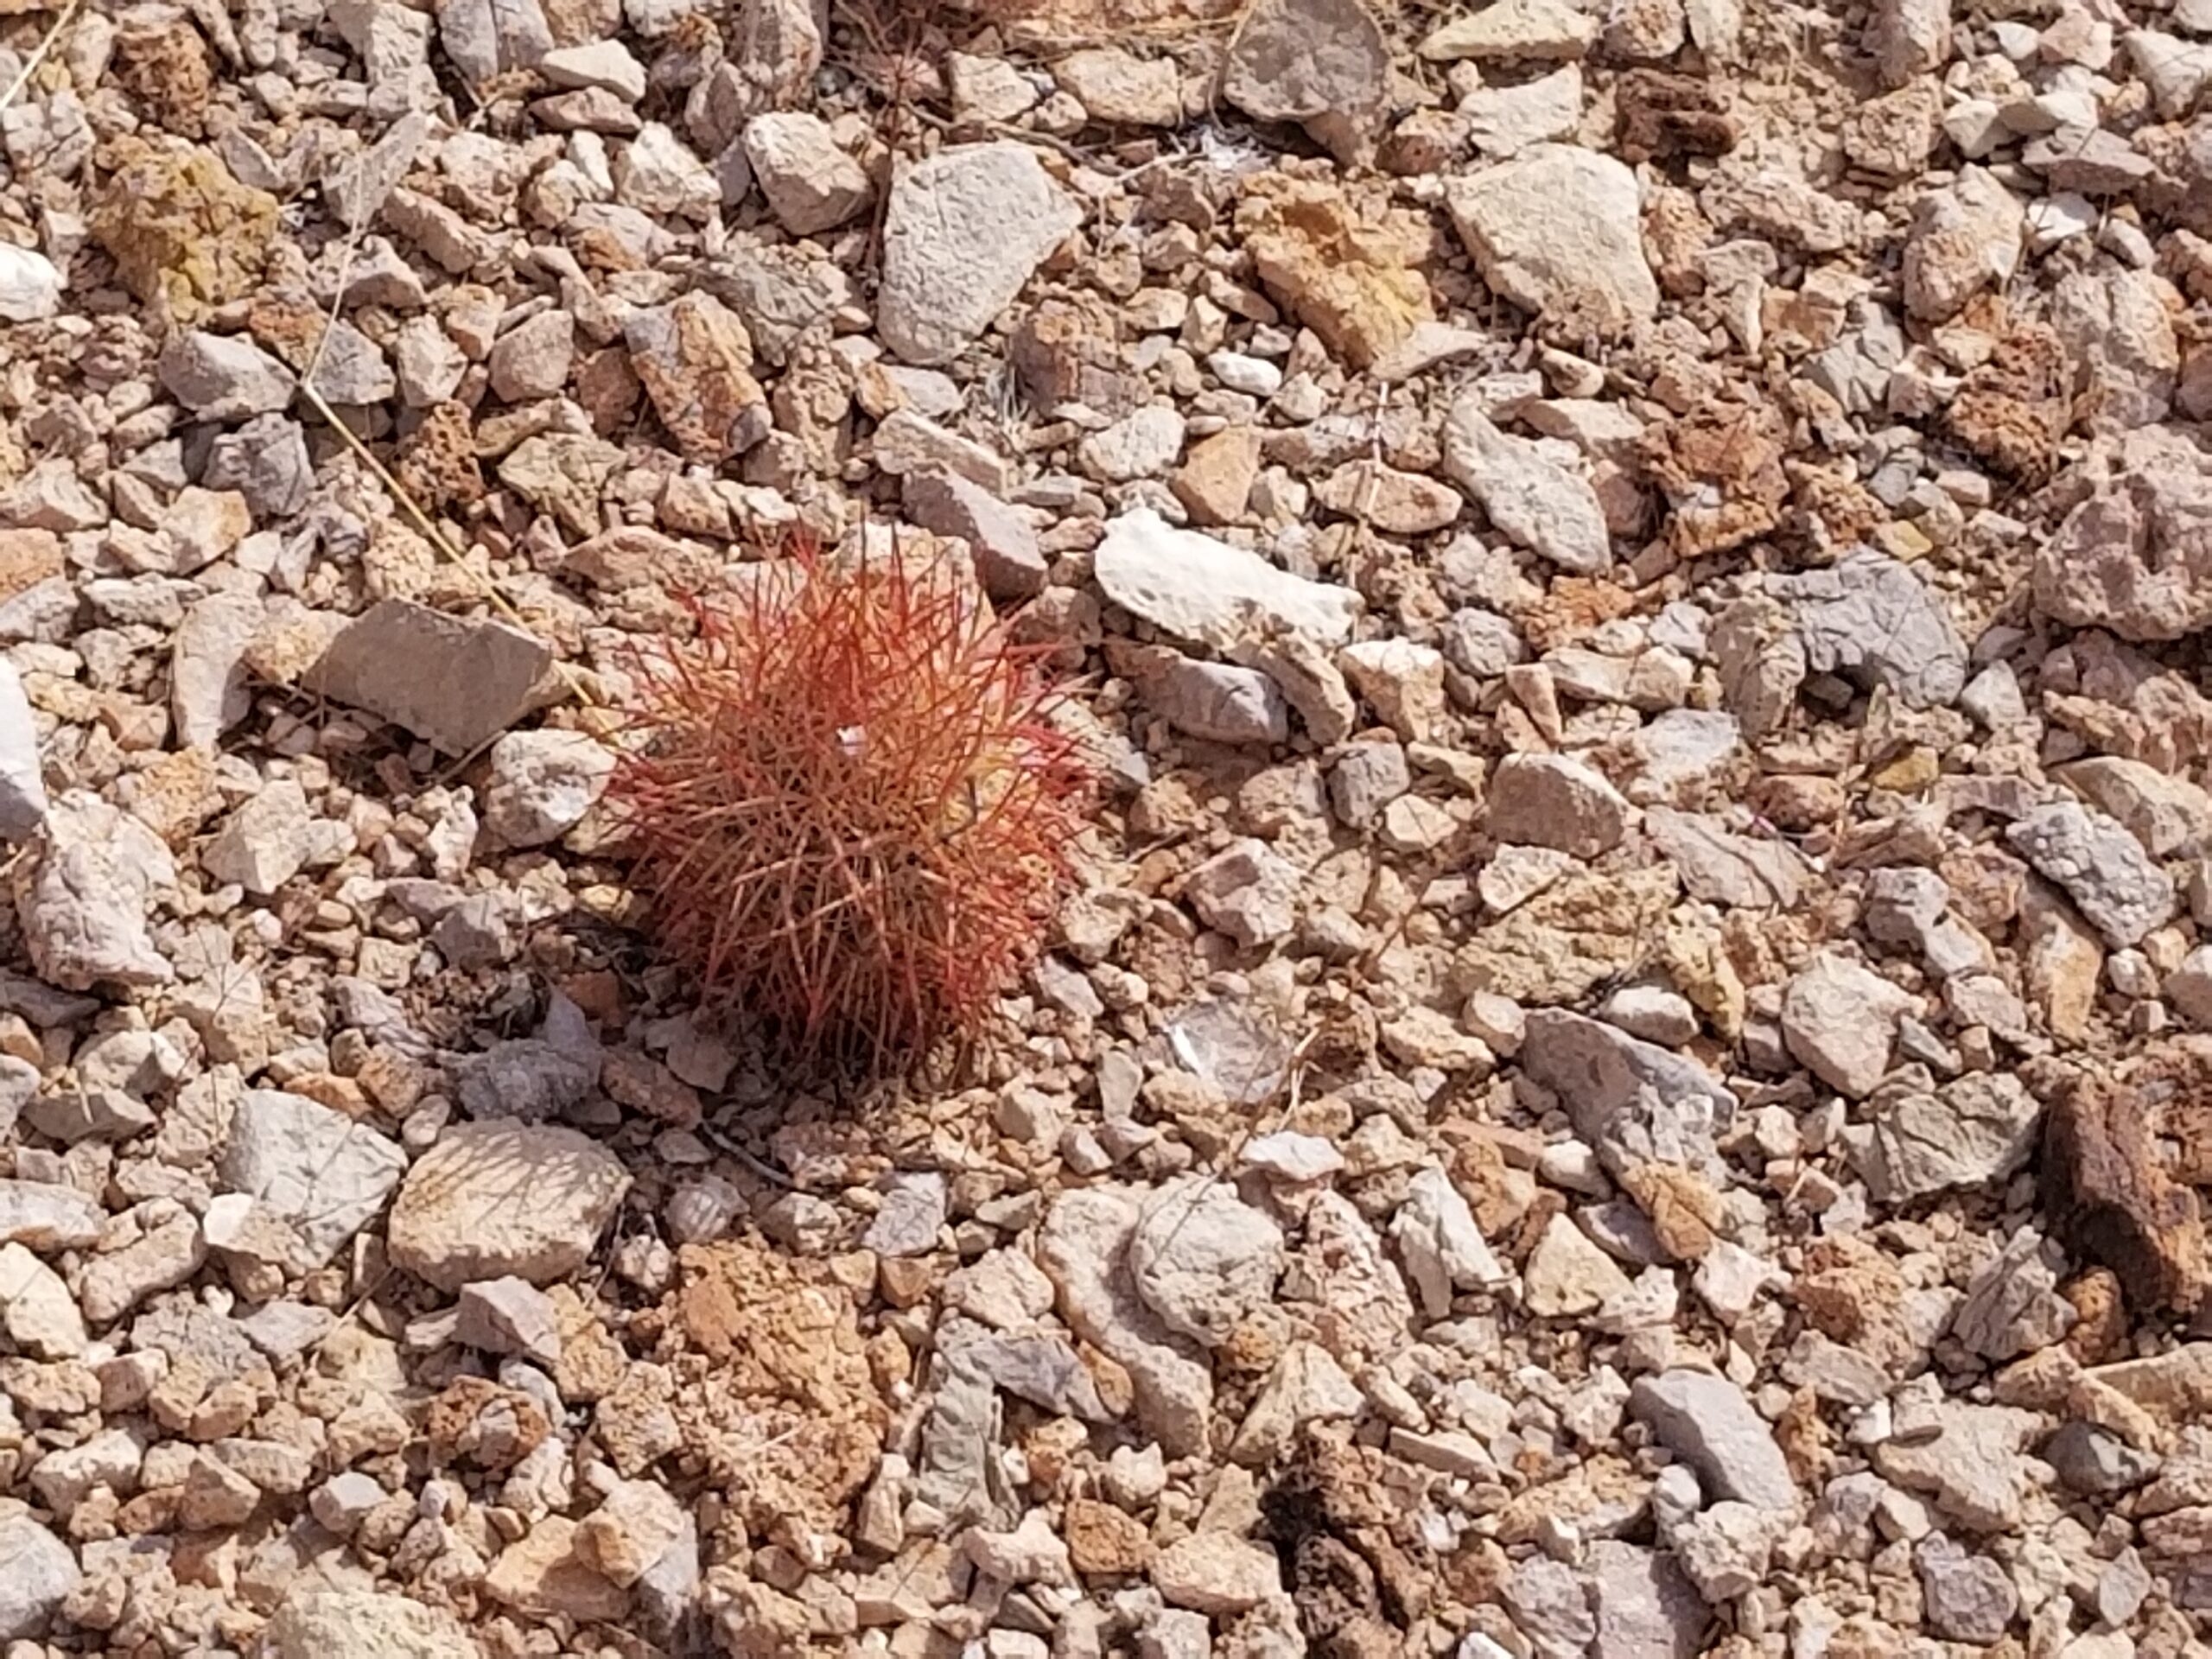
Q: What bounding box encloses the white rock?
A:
[389,1120,632,1290]
[1522,1211,1631,1316]
[540,39,645,99]
[1128,1176,1285,1347]
[219,1089,407,1267]
[1782,954,1914,1098]
[0,1243,83,1357]
[0,1517,76,1638]
[1095,509,1360,650]
[1446,144,1658,334]
[0,245,60,322]
[1443,401,1611,573]
[1077,405,1186,481]
[878,143,1081,365]
[201,776,313,895]
[1393,1166,1508,1318]
[743,111,872,236]
[484,730,614,847]
[15,791,175,989]
[0,659,45,841]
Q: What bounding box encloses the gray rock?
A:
[15,791,175,989]
[1643,808,1805,909]
[437,0,550,79]
[1861,1072,2041,1202]
[0,246,60,323]
[156,331,295,421]
[171,592,267,750]
[1767,550,1967,709]
[1954,1227,2075,1363]
[1872,1401,2042,1531]
[901,471,1045,601]
[2056,755,2212,859]
[1630,1370,1800,1511]
[1443,402,1611,574]
[960,1329,1109,1421]
[1780,955,1914,1098]
[453,1038,595,1121]
[1516,1009,1735,1180]
[387,1120,631,1290]
[1445,144,1658,334]
[1330,741,1411,827]
[863,1172,947,1257]
[1503,1555,1596,1659]
[1118,648,1287,746]
[2007,798,2177,947]
[912,1351,1017,1527]
[484,730,613,847]
[1185,837,1302,946]
[1128,1176,1285,1347]
[1095,508,1360,650]
[1588,1541,1704,1659]
[201,776,313,895]
[1220,0,1389,164]
[877,143,1081,365]
[1392,1165,1507,1318]
[2044,1421,2159,1496]
[2034,427,2212,643]
[0,659,45,841]
[205,414,313,519]
[1038,1185,1212,1455]
[1486,753,1630,855]
[0,1517,76,1638]
[1916,1538,2018,1644]
[304,599,553,756]
[219,1089,406,1267]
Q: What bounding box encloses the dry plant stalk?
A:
[607,543,1094,1072]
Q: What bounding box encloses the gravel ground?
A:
[0,0,2202,1655]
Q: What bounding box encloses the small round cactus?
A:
[607,543,1093,1072]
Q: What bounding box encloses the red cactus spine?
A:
[607,543,1094,1071]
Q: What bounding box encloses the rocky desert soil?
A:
[0,0,2206,1654]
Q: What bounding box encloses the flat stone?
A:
[1095,508,1360,650]
[1873,1402,2041,1531]
[877,143,1081,366]
[1443,400,1611,573]
[1768,550,1967,709]
[1038,1185,1211,1456]
[1630,1369,1800,1511]
[1128,1176,1285,1348]
[389,1121,632,1291]
[2007,798,2177,947]
[1485,753,1630,856]
[1863,1072,2041,1203]
[219,1089,407,1267]
[1446,144,1658,334]
[1184,837,1302,946]
[1523,1211,1631,1316]
[1780,955,1914,1098]
[305,599,554,756]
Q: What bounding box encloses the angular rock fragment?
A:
[877,144,1081,366]
[304,600,555,756]
[389,1121,632,1291]
[14,792,175,989]
[2044,1056,2206,1313]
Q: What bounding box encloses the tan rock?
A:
[1240,175,1435,369]
[484,1516,630,1621]
[388,1121,631,1292]
[1170,427,1262,526]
